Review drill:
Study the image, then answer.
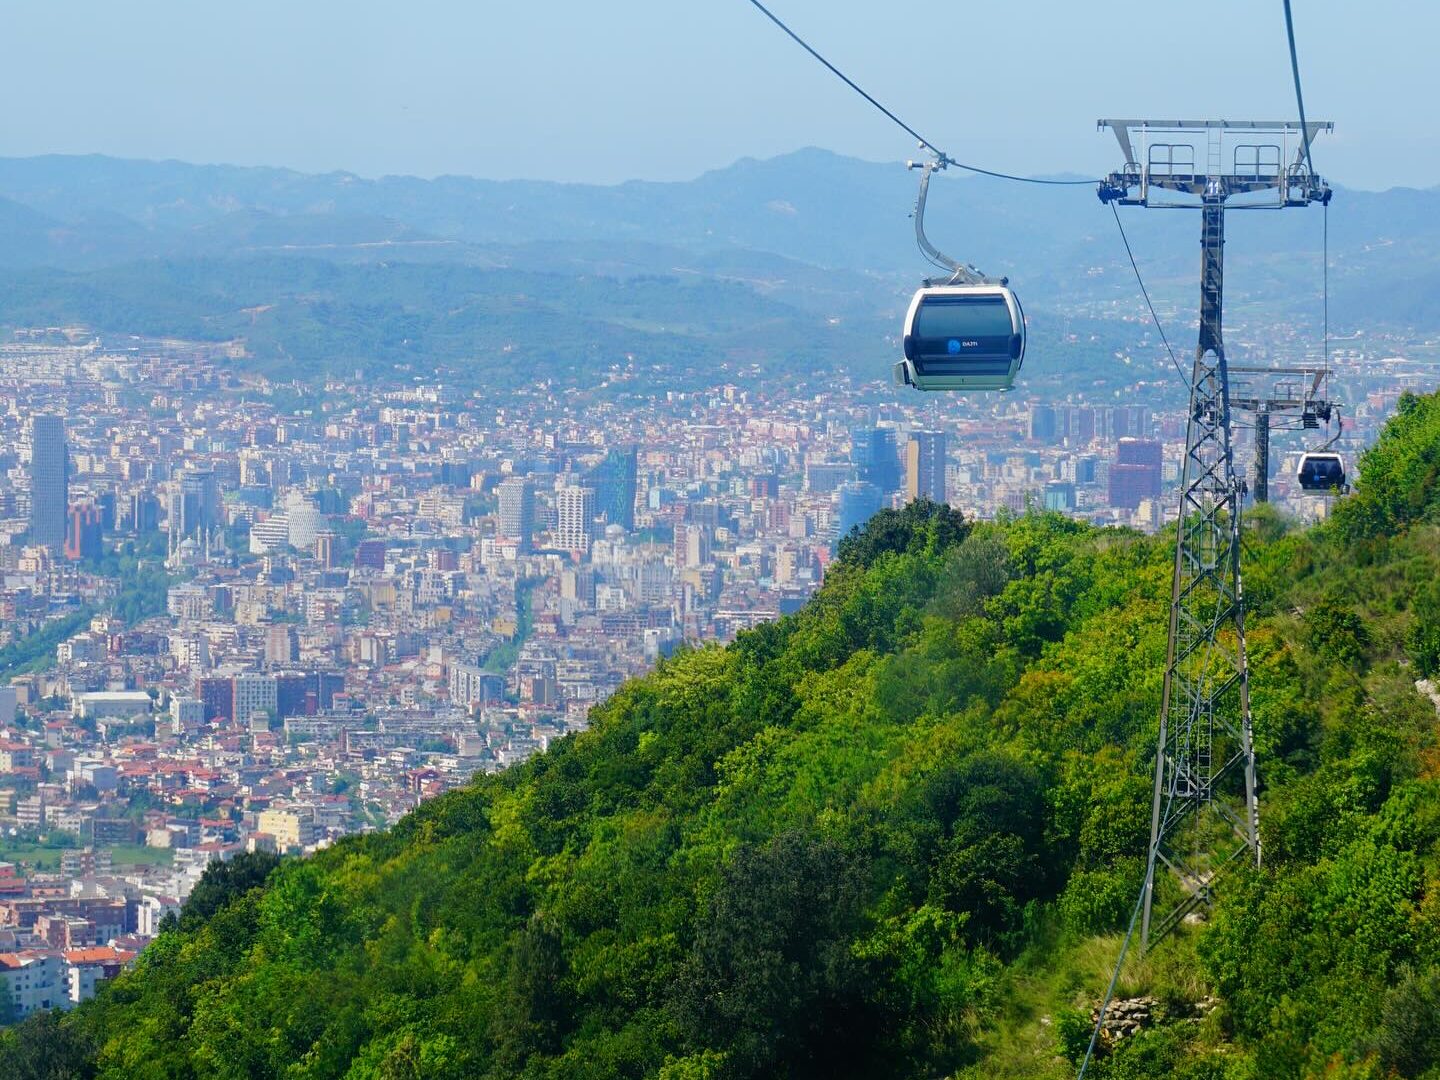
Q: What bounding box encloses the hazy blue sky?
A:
[0,0,1429,190]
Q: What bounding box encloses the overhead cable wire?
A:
[1284,0,1332,391]
[1109,203,1191,393]
[944,159,1100,188]
[915,231,951,275]
[1323,200,1330,374]
[1282,0,1317,179]
[1076,868,1147,1079]
[742,0,1098,186]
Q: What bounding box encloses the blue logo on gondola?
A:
[947,339,962,354]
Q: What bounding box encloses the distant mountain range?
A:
[0,150,1435,383]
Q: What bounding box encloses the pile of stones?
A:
[1091,994,1220,1045]
[1092,996,1158,1042]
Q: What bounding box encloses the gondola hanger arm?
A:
[1320,410,1344,452]
[908,155,1003,287]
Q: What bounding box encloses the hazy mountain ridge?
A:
[1,150,1436,297]
[0,149,1435,385]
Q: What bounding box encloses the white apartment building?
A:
[556,486,596,553]
[0,951,66,1017]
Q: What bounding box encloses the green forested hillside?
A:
[11,394,1440,1080]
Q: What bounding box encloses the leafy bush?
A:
[1407,576,1440,678]
[1376,968,1440,1077]
[1058,860,1144,938]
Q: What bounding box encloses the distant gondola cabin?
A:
[1297,451,1346,493]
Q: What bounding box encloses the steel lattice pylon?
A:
[1098,119,1331,951]
[1144,198,1259,946]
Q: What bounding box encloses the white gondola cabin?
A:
[895,284,1026,392]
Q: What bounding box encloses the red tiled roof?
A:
[63,947,119,964]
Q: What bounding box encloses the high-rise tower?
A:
[904,431,946,504]
[851,426,901,495]
[497,478,536,552]
[168,467,219,558]
[584,445,638,532]
[555,486,595,555]
[836,481,883,546]
[27,415,67,553]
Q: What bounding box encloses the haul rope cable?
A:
[1283,0,1317,180]
[1323,199,1330,373]
[1285,0,1331,376]
[1110,202,1192,393]
[742,0,1099,186]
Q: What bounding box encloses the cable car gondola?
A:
[899,284,1025,392]
[1297,412,1347,494]
[894,158,1026,393]
[1297,451,1345,493]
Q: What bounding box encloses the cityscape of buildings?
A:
[0,324,1432,1014]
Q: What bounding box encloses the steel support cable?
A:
[1077,865,1148,1079]
[917,239,952,275]
[940,158,1101,188]
[741,0,1098,185]
[1109,202,1192,393]
[1282,0,1317,180]
[1285,1,1332,402]
[1323,200,1330,375]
